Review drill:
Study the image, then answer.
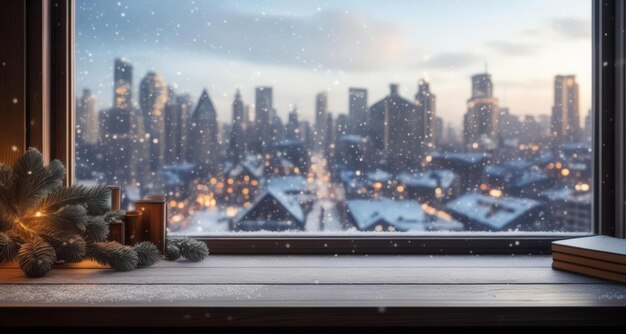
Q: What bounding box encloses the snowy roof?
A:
[367,169,392,182]
[431,152,489,165]
[340,134,366,144]
[235,188,305,224]
[510,171,550,188]
[228,155,264,179]
[445,193,541,230]
[397,170,456,189]
[539,187,575,202]
[265,176,308,194]
[347,199,462,232]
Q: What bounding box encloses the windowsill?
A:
[1,255,626,326]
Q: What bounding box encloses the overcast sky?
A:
[76,0,592,128]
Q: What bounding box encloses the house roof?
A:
[445,193,541,230]
[235,187,305,225]
[397,170,456,189]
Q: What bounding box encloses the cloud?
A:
[419,52,484,69]
[77,1,406,72]
[551,17,591,39]
[486,41,535,56]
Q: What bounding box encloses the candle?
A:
[124,210,144,245]
[135,194,167,253]
[108,220,125,244]
[107,185,121,211]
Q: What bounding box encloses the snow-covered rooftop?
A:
[445,193,541,230]
[235,187,305,225]
[265,175,308,194]
[397,170,456,189]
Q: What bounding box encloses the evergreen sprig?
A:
[0,148,160,277]
[166,238,209,262]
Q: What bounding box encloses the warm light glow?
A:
[472,142,479,149]
[227,178,234,185]
[226,207,238,217]
[434,187,444,198]
[561,168,570,176]
[396,185,405,193]
[425,155,432,162]
[242,188,250,195]
[489,189,503,198]
[373,182,383,190]
[251,179,259,186]
[35,212,43,217]
[172,215,183,223]
[177,202,185,209]
[209,177,217,185]
[555,162,563,169]
[531,145,540,152]
[479,183,489,191]
[243,175,250,182]
[294,167,300,174]
[169,200,177,208]
[227,187,233,194]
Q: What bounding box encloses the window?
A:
[74,0,593,237]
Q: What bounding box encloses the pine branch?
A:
[169,238,208,262]
[165,243,181,261]
[85,242,138,272]
[39,205,88,235]
[133,241,161,267]
[44,234,86,263]
[82,216,110,242]
[17,238,56,278]
[40,184,111,216]
[104,210,126,224]
[10,148,48,213]
[0,163,12,186]
[0,232,20,262]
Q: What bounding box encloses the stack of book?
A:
[552,236,626,283]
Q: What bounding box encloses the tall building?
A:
[229,90,246,162]
[551,75,580,147]
[463,73,500,150]
[348,88,368,135]
[286,107,300,141]
[369,84,426,172]
[76,89,99,145]
[415,79,436,149]
[255,87,273,152]
[434,116,444,149]
[113,58,133,109]
[164,91,192,165]
[139,72,168,173]
[187,89,218,172]
[315,92,328,151]
[100,59,145,189]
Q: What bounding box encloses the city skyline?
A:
[76,0,591,127]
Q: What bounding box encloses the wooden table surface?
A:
[1,255,626,326]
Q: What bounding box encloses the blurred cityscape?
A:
[76,58,592,234]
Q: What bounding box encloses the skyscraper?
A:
[315,92,328,151]
[369,84,426,171]
[187,89,218,172]
[100,59,145,189]
[551,75,580,146]
[415,79,436,149]
[164,91,192,165]
[255,87,273,152]
[229,90,246,162]
[286,107,300,141]
[76,89,99,145]
[139,72,168,173]
[113,58,133,109]
[348,88,368,135]
[463,73,500,150]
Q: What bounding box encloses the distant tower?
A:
[113,58,133,109]
[369,84,426,172]
[315,92,328,151]
[415,79,436,150]
[100,59,145,188]
[187,89,218,172]
[463,73,500,150]
[255,87,273,153]
[551,75,580,147]
[229,90,246,162]
[139,72,168,173]
[348,88,368,135]
[164,91,193,165]
[76,89,99,145]
[286,107,300,141]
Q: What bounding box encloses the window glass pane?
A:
[75,0,592,235]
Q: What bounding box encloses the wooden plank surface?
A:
[2,255,626,326]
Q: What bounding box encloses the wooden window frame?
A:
[8,0,624,254]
